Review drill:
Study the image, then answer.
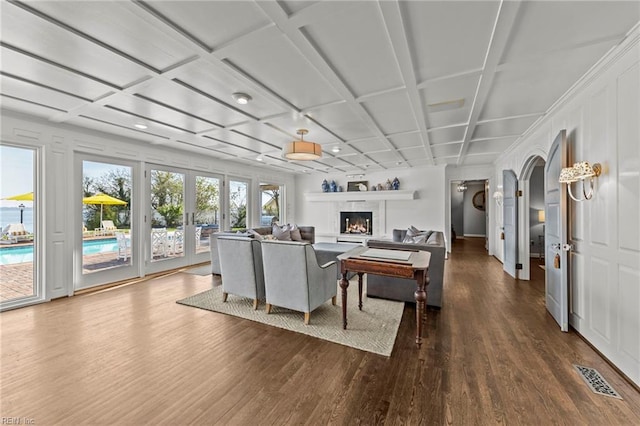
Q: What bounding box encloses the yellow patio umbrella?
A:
[3,191,34,201]
[3,191,35,223]
[82,193,127,224]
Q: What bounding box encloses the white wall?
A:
[0,110,296,302]
[294,166,446,238]
[492,28,640,386]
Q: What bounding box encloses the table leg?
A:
[340,271,350,329]
[357,272,364,310]
[414,272,427,348]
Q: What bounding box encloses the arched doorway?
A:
[518,154,547,281]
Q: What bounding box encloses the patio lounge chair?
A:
[99,220,117,236]
[83,226,94,238]
[1,223,32,244]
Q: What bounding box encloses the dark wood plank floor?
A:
[1,237,639,425]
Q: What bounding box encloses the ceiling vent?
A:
[427,98,465,113]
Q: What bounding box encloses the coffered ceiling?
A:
[1,1,638,174]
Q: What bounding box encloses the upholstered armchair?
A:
[217,236,265,310]
[261,240,337,325]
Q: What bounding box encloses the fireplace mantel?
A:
[304,190,416,202]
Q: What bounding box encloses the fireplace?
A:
[340,211,373,235]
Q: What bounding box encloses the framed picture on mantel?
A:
[347,181,368,192]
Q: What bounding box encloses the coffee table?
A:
[337,246,431,348]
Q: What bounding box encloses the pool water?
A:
[0,238,118,265]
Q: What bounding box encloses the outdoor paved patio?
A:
[0,244,210,303]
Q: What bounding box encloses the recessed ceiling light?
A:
[232,92,252,105]
[331,146,341,153]
[134,123,148,130]
[256,156,263,161]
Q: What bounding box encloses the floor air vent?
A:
[573,365,622,399]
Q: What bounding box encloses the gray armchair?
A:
[261,240,337,325]
[217,236,265,309]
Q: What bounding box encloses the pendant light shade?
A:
[283,129,322,161]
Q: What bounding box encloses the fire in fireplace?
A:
[340,211,373,234]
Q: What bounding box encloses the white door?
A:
[545,130,569,332]
[503,170,519,278]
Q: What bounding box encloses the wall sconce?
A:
[457,182,467,192]
[558,161,602,201]
[492,191,503,206]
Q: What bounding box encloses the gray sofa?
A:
[365,230,446,308]
[210,226,315,275]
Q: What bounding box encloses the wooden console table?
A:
[337,246,431,348]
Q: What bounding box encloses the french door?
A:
[146,165,221,274]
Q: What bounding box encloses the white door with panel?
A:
[503,169,519,278]
[545,130,569,332]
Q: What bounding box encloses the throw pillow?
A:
[263,234,277,241]
[272,224,292,241]
[289,224,302,241]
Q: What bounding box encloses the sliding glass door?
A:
[77,156,138,290]
[146,165,221,273]
[0,144,40,309]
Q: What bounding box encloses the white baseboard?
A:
[463,234,486,238]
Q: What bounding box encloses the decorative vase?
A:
[392,177,400,190]
[330,180,337,192]
[338,185,343,192]
[321,179,329,193]
[377,183,383,191]
[385,179,392,190]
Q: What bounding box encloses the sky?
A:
[0,149,122,208]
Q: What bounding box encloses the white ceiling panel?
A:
[305,103,373,141]
[473,116,539,140]
[431,143,463,159]
[366,151,398,164]
[279,1,322,16]
[481,42,614,120]
[389,132,422,150]
[397,147,429,161]
[361,91,417,135]
[403,1,500,81]
[0,1,636,174]
[467,137,517,155]
[0,75,86,111]
[501,1,640,64]
[0,3,150,87]
[106,96,219,134]
[170,62,287,120]
[348,138,388,153]
[227,34,341,110]
[301,1,403,97]
[462,153,500,166]
[135,78,254,127]
[1,47,113,101]
[25,1,194,71]
[428,126,466,145]
[148,1,270,50]
[0,94,66,117]
[421,73,479,129]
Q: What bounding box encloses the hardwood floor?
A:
[1,238,639,424]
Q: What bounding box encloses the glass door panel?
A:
[229,179,248,230]
[260,183,283,226]
[149,169,185,263]
[0,145,37,307]
[195,175,221,255]
[82,160,133,274]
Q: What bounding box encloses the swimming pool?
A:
[0,238,118,265]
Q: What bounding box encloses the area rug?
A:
[177,282,404,356]
[183,264,212,276]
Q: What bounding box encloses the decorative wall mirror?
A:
[472,190,486,211]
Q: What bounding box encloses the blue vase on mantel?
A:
[330,180,337,192]
[392,177,400,190]
[321,179,329,193]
